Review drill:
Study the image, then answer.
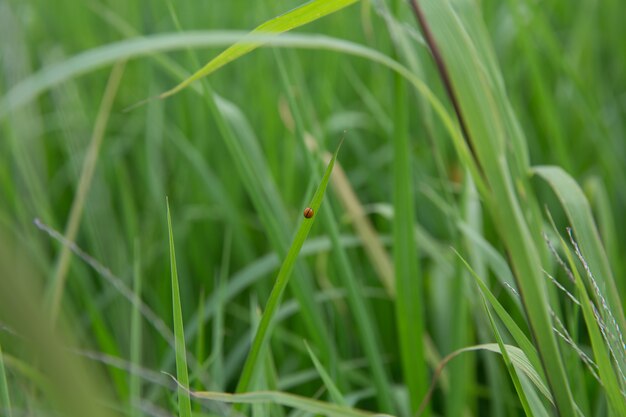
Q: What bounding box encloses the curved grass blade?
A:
[184,387,391,417]
[416,343,550,416]
[166,199,192,417]
[0,31,476,192]
[234,141,343,395]
[157,0,358,99]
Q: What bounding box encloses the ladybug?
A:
[303,207,314,219]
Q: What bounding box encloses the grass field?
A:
[1,0,625,416]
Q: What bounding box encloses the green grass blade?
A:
[454,249,544,379]
[46,61,125,323]
[166,199,192,417]
[235,142,342,394]
[482,304,536,417]
[420,343,551,415]
[129,240,142,417]
[461,254,535,416]
[390,1,427,414]
[533,166,626,332]
[414,1,577,414]
[304,341,347,406]
[551,228,626,416]
[186,388,391,417]
[0,344,12,417]
[157,0,358,99]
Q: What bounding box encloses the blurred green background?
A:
[1,0,625,416]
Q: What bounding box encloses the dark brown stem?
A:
[408,0,481,169]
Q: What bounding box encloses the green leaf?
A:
[415,1,576,414]
[467,263,536,416]
[455,250,549,403]
[234,141,342,394]
[158,0,359,99]
[166,199,192,417]
[548,222,626,416]
[187,389,392,417]
[304,341,347,406]
[533,165,626,333]
[0,344,13,417]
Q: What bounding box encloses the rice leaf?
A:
[414,1,576,413]
[304,341,347,406]
[166,199,192,417]
[533,166,626,332]
[185,388,391,417]
[550,226,626,416]
[0,344,12,417]
[157,0,359,99]
[234,141,342,394]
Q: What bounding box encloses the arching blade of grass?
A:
[182,387,391,417]
[0,30,483,201]
[0,31,470,178]
[157,0,358,99]
[166,199,192,417]
[417,343,551,416]
[234,141,342,395]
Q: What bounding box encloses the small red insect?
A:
[303,207,314,219]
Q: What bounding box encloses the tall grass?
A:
[1,0,625,416]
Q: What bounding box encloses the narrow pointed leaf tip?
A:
[157,0,359,100]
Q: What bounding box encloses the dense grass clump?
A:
[1,1,625,416]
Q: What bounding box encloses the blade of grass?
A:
[533,166,626,332]
[304,341,347,406]
[390,1,428,413]
[0,344,12,417]
[0,30,478,192]
[234,142,342,395]
[460,254,535,416]
[157,0,359,99]
[171,381,392,417]
[166,199,192,417]
[0,29,486,204]
[129,240,143,417]
[453,249,544,380]
[46,61,125,323]
[416,343,551,416]
[410,1,577,414]
[552,227,626,416]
